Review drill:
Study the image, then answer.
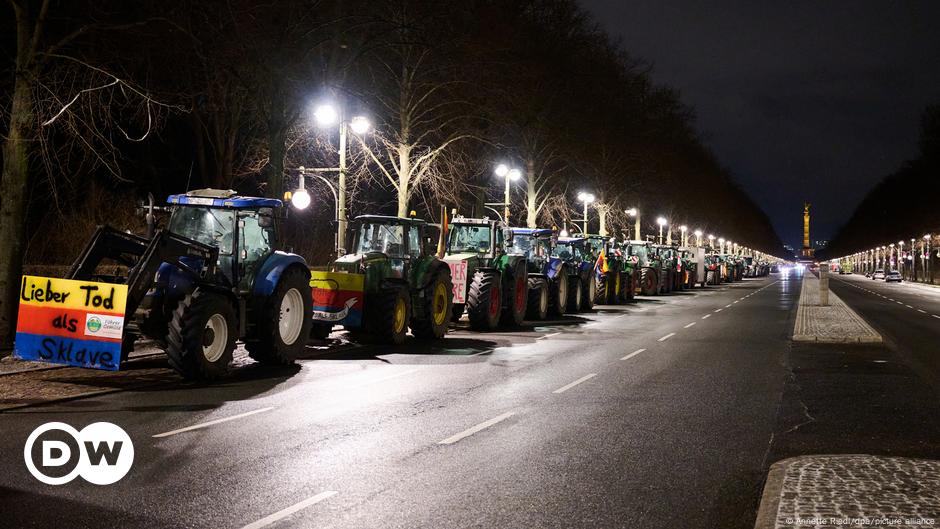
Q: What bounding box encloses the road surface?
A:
[2,273,939,529]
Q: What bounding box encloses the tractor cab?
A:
[507,227,555,266]
[166,189,281,292]
[625,241,653,267]
[446,216,504,259]
[553,236,589,262]
[336,215,434,279]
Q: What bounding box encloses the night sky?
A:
[581,0,940,251]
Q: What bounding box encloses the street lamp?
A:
[718,237,725,254]
[707,234,715,250]
[490,163,521,223]
[577,192,595,234]
[311,102,371,254]
[626,207,639,241]
[925,234,932,281]
[656,216,667,245]
[680,225,688,247]
[694,229,703,247]
[292,166,339,255]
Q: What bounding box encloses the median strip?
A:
[553,373,597,394]
[438,412,515,445]
[153,407,275,438]
[239,490,338,529]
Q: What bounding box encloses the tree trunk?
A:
[397,144,412,218]
[0,17,35,348]
[597,204,608,236]
[525,157,537,228]
[264,91,288,199]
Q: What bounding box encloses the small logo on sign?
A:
[86,317,102,333]
[83,313,124,339]
[24,422,134,485]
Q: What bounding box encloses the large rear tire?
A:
[606,270,621,305]
[467,270,501,331]
[624,272,636,301]
[368,284,410,344]
[548,268,569,316]
[526,277,549,320]
[501,262,528,326]
[411,271,452,340]
[594,273,608,305]
[581,273,596,311]
[246,267,313,365]
[639,268,658,296]
[166,290,237,380]
[566,276,583,313]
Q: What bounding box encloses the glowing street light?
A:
[626,207,639,241]
[694,229,703,247]
[577,192,596,234]
[657,216,667,245]
[680,225,688,246]
[489,163,522,223]
[313,104,339,126]
[718,237,726,253]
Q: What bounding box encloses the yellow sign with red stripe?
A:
[15,276,128,370]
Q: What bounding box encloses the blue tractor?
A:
[68,189,313,379]
[506,228,571,319]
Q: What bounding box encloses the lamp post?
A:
[679,225,688,247]
[577,192,595,234]
[626,207,639,241]
[657,217,667,245]
[694,229,703,247]
[718,237,725,254]
[492,164,522,223]
[311,103,371,253]
[898,241,905,278]
[292,166,339,255]
[925,234,932,283]
[707,234,715,251]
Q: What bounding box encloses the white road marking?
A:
[896,301,903,305]
[701,314,711,319]
[714,308,723,313]
[153,407,275,438]
[906,305,914,309]
[239,490,338,529]
[538,332,561,340]
[658,332,676,342]
[621,348,646,360]
[725,304,733,308]
[684,322,697,328]
[438,412,515,444]
[552,373,598,394]
[733,300,740,304]
[933,315,940,319]
[919,309,927,313]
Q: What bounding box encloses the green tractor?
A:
[443,216,528,330]
[310,215,453,344]
[507,228,571,319]
[584,235,634,304]
[626,241,663,296]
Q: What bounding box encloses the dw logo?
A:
[23,422,134,485]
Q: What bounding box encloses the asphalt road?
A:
[2,272,937,529]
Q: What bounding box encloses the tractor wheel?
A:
[412,271,452,340]
[166,290,237,380]
[526,277,549,320]
[548,269,569,316]
[606,270,621,305]
[623,272,636,301]
[246,267,313,365]
[567,276,583,312]
[640,268,658,296]
[501,262,528,326]
[467,270,501,331]
[369,284,410,344]
[120,333,137,364]
[581,274,596,311]
[451,303,465,323]
[594,274,608,305]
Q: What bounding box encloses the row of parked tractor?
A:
[41,189,770,381]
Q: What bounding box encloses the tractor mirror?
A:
[258,208,275,228]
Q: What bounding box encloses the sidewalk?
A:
[755,455,940,528]
[792,274,881,343]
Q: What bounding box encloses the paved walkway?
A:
[793,274,881,343]
[755,455,940,528]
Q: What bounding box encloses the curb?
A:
[754,457,795,529]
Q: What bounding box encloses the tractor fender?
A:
[545,258,565,280]
[252,252,310,297]
[415,259,452,290]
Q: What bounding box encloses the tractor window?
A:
[356,222,404,257]
[407,226,421,258]
[554,243,577,260]
[168,206,235,255]
[509,235,532,255]
[238,212,273,289]
[447,225,491,254]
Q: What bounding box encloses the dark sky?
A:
[581,0,940,251]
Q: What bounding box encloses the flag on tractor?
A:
[596,248,609,273]
[436,206,449,257]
